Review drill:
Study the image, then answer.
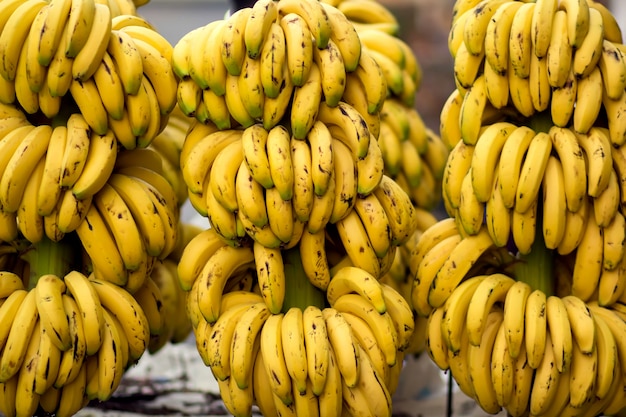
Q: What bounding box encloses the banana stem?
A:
[22,235,77,290]
[282,247,326,311]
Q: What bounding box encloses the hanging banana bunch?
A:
[415,0,626,415]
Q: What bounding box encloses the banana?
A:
[14,318,41,417]
[208,138,243,213]
[262,62,294,130]
[484,1,523,75]
[322,307,360,388]
[71,3,111,81]
[259,312,294,406]
[290,63,322,140]
[507,1,534,78]
[69,77,109,135]
[569,329,599,408]
[320,2,360,72]
[259,21,286,99]
[603,210,626,272]
[571,7,603,78]
[572,212,604,301]
[463,0,509,56]
[483,55,509,109]
[243,0,277,60]
[301,305,330,396]
[0,272,23,298]
[442,139,473,209]
[253,241,285,314]
[546,295,573,373]
[352,47,387,115]
[181,129,241,195]
[576,127,613,198]
[0,124,51,213]
[62,271,104,356]
[36,128,67,216]
[532,0,558,58]
[93,182,148,272]
[24,5,49,94]
[205,183,239,241]
[281,307,308,394]
[34,324,62,396]
[439,275,483,354]
[529,46,551,112]
[0,289,27,354]
[352,192,391,258]
[14,39,41,114]
[235,161,269,228]
[468,310,503,414]
[459,74,488,145]
[92,51,125,122]
[315,40,347,107]
[502,280,532,362]
[458,168,484,235]
[195,244,255,323]
[556,186,588,252]
[16,154,45,243]
[491,310,515,408]
[0,0,47,82]
[34,274,71,352]
[372,174,417,246]
[598,39,626,101]
[326,265,385,313]
[453,41,484,90]
[279,12,313,87]
[107,29,144,96]
[0,289,38,382]
[279,0,332,50]
[508,60,535,118]
[592,311,618,402]
[593,168,619,228]
[546,9,572,88]
[515,131,552,214]
[290,135,315,223]
[524,289,547,370]
[230,302,270,390]
[380,283,414,351]
[573,68,603,137]
[72,129,118,201]
[603,89,626,147]
[96,308,127,401]
[529,331,561,415]
[299,228,331,290]
[90,278,150,362]
[265,185,295,244]
[466,273,515,347]
[336,205,383,275]
[496,125,535,209]
[332,293,398,366]
[133,37,178,117]
[317,338,343,417]
[237,53,265,120]
[220,8,251,76]
[471,121,516,202]
[541,155,567,249]
[437,90,460,145]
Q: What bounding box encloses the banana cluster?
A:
[0,251,193,417]
[411,217,626,415]
[179,226,414,417]
[0,0,178,150]
[445,0,626,148]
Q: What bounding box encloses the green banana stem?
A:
[22,235,78,290]
[282,246,326,311]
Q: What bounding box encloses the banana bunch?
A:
[409,0,626,415]
[0,0,178,149]
[178,228,414,417]
[446,0,626,147]
[0,269,152,417]
[410,217,626,416]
